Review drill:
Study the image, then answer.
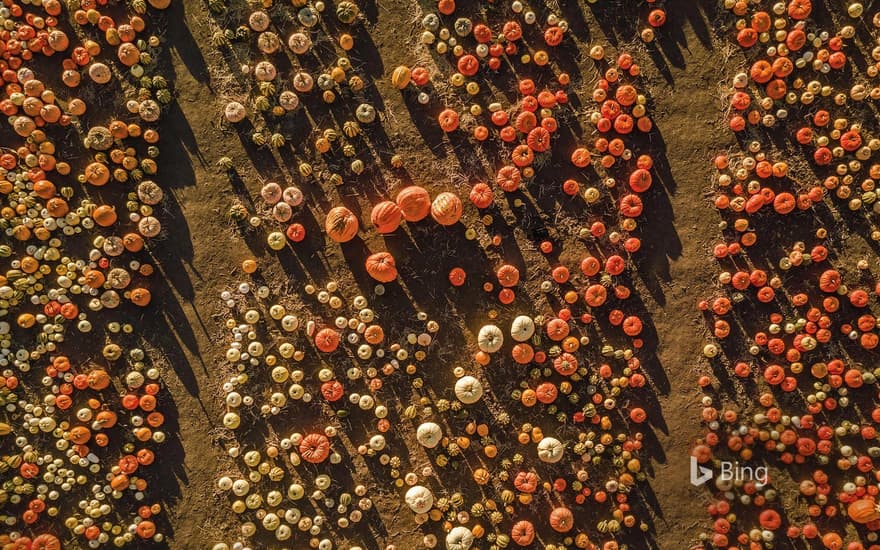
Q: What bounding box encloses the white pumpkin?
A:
[416,422,442,448]
[510,315,535,342]
[477,324,503,353]
[454,376,483,404]
[446,526,474,550]
[405,485,434,513]
[537,436,564,463]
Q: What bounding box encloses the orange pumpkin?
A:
[46,197,68,217]
[496,165,522,192]
[497,264,520,287]
[83,269,106,288]
[299,433,330,463]
[513,471,539,493]
[549,507,574,532]
[396,186,431,222]
[370,201,402,233]
[69,426,91,445]
[325,206,359,242]
[130,288,151,306]
[430,192,462,225]
[437,108,460,132]
[511,343,534,364]
[787,0,811,19]
[821,532,842,550]
[92,205,117,227]
[469,183,494,208]
[87,369,111,390]
[85,162,110,186]
[848,499,880,524]
[117,42,140,66]
[123,233,144,252]
[365,252,398,283]
[135,521,156,539]
[511,520,535,546]
[95,410,118,428]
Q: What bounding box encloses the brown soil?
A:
[151,0,747,548]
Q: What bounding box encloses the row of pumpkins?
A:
[325,186,463,243]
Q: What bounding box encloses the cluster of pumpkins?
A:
[0,0,175,546]
[694,1,880,548]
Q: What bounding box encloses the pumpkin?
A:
[299,433,330,463]
[787,0,811,20]
[511,343,534,364]
[628,168,652,192]
[496,165,522,192]
[497,264,520,287]
[117,42,139,66]
[31,534,61,550]
[438,109,460,132]
[87,369,111,390]
[537,436,564,463]
[370,201,402,233]
[416,422,442,448]
[535,382,557,403]
[446,526,474,550]
[847,499,880,524]
[513,471,539,493]
[431,192,463,225]
[130,288,152,307]
[477,324,503,353]
[546,318,570,341]
[85,162,110,186]
[315,328,340,352]
[320,380,344,402]
[396,186,431,222]
[325,206,359,242]
[391,65,411,89]
[511,520,535,546]
[819,270,841,293]
[469,183,494,208]
[549,507,574,532]
[405,485,434,513]
[454,376,483,404]
[510,315,535,342]
[821,532,842,550]
[336,1,359,23]
[365,252,398,283]
[69,426,91,445]
[553,353,578,376]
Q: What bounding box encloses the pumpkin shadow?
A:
[164,0,211,86]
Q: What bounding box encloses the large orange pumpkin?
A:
[69,426,91,445]
[325,206,359,242]
[365,252,398,283]
[314,328,340,352]
[130,288,152,306]
[549,507,574,532]
[87,369,111,390]
[31,534,61,550]
[513,471,539,493]
[511,520,535,546]
[370,201,402,233]
[299,433,330,463]
[469,182,494,208]
[496,165,522,192]
[92,205,117,227]
[396,186,431,222]
[431,192,462,225]
[497,264,520,287]
[848,499,880,524]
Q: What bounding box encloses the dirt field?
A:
[147,1,740,548]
